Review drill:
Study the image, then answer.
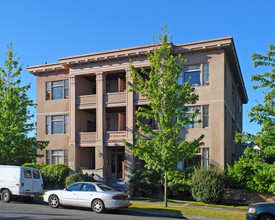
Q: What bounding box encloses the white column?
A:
[69,76,77,170]
[95,72,106,181]
[125,69,134,182]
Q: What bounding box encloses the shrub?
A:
[227,148,275,194]
[129,169,162,197]
[22,162,47,170]
[191,167,225,204]
[22,163,68,189]
[42,164,68,189]
[65,173,95,187]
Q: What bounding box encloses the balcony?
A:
[76,132,96,147]
[134,92,149,105]
[105,131,127,146]
[134,129,155,140]
[104,92,126,107]
[76,95,96,109]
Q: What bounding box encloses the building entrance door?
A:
[111,147,125,179]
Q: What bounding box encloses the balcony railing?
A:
[104,92,126,106]
[134,129,155,140]
[134,92,149,105]
[76,132,96,147]
[105,131,127,141]
[76,95,96,109]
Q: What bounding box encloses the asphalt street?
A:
[0,200,176,220]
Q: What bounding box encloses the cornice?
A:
[26,36,247,103]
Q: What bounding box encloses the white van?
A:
[0,165,44,203]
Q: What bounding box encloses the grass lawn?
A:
[129,201,246,220]
[131,196,248,210]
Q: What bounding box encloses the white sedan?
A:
[43,182,130,213]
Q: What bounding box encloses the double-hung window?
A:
[46,115,69,134]
[182,63,209,86]
[46,80,69,100]
[185,106,201,129]
[46,150,68,164]
[185,105,209,129]
[203,148,209,168]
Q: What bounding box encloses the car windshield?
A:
[97,183,115,191]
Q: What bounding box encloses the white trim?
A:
[37,111,69,116]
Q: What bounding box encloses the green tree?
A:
[232,42,275,194]
[236,42,275,157]
[125,26,204,207]
[227,148,275,193]
[0,43,47,165]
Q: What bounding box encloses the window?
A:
[46,80,69,100]
[33,170,41,179]
[46,115,69,134]
[67,183,82,191]
[65,115,69,133]
[203,105,209,128]
[183,63,209,86]
[203,148,209,168]
[185,105,209,129]
[64,150,68,165]
[46,150,51,164]
[24,169,32,178]
[177,72,183,86]
[46,150,68,165]
[80,184,96,192]
[46,116,51,134]
[203,63,209,85]
[185,106,201,129]
[97,183,114,191]
[64,80,69,98]
[184,65,201,86]
[52,150,64,164]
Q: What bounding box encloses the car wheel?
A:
[1,189,11,203]
[92,199,104,213]
[49,195,60,208]
[260,215,275,220]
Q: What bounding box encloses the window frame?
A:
[185,105,209,129]
[23,169,32,178]
[45,80,69,100]
[46,149,68,165]
[182,63,209,86]
[46,115,69,135]
[202,148,209,168]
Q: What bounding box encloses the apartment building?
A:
[27,36,248,183]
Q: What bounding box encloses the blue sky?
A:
[0,0,274,136]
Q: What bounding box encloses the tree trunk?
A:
[164,169,168,207]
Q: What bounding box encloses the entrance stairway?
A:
[106,179,126,192]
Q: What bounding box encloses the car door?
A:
[61,183,82,206]
[32,170,43,194]
[22,169,33,194]
[77,183,96,207]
